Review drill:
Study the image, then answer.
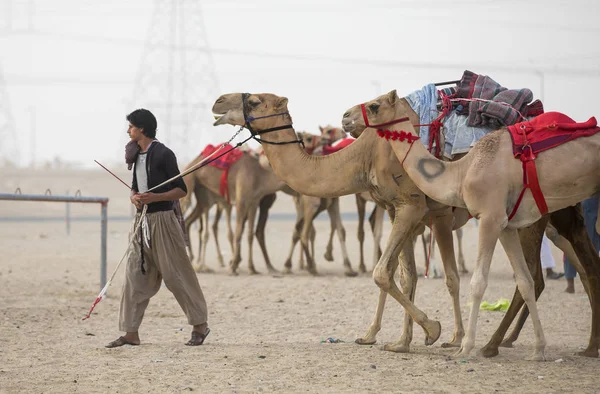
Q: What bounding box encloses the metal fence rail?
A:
[0,191,109,290]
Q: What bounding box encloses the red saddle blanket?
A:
[200,144,244,203]
[322,137,355,155]
[506,112,600,220]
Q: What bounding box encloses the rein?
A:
[242,93,304,147]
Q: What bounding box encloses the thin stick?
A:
[94,160,131,190]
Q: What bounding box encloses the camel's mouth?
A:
[212,111,227,126]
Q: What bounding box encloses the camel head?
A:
[212,93,291,129]
[318,125,346,146]
[296,131,322,154]
[342,90,415,138]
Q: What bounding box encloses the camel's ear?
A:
[319,125,324,132]
[276,96,288,110]
[387,89,398,105]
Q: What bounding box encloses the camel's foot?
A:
[452,345,474,359]
[194,264,214,274]
[441,333,463,348]
[424,320,442,346]
[308,267,319,276]
[499,338,516,348]
[344,269,359,278]
[355,326,379,345]
[283,266,293,275]
[358,264,367,274]
[228,267,239,276]
[355,337,377,345]
[383,341,410,353]
[217,257,225,267]
[266,266,280,275]
[525,348,546,361]
[479,342,500,358]
[324,251,334,262]
[577,347,599,358]
[458,260,468,274]
[248,267,260,275]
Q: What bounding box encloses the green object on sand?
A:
[480,298,510,312]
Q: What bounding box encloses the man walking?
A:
[106,109,210,347]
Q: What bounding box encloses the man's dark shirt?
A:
[131,141,187,213]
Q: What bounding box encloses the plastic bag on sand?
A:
[480,298,510,312]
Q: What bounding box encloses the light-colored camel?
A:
[341,89,600,360]
[181,151,285,275]
[212,92,473,352]
[211,92,600,359]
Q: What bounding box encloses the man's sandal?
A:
[105,336,140,348]
[185,328,210,346]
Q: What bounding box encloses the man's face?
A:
[127,123,144,141]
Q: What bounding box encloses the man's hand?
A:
[130,193,142,210]
[138,192,159,205]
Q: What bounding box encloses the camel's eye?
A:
[248,99,261,107]
[369,103,380,112]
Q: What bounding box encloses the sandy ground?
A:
[1,168,599,394]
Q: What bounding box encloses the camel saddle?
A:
[506,112,600,220]
[200,144,244,203]
[322,137,355,155]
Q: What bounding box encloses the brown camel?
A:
[181,150,284,275]
[180,175,232,271]
[211,92,600,360]
[260,131,358,276]
[342,89,600,360]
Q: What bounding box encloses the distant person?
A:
[541,233,564,280]
[564,197,600,293]
[106,108,210,348]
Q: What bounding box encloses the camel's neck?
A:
[256,119,374,197]
[388,135,470,208]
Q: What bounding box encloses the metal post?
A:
[65,190,71,235]
[100,202,108,290]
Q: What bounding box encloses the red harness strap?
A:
[219,170,231,204]
[507,146,548,221]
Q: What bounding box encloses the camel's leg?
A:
[324,200,337,263]
[455,227,468,274]
[455,217,502,358]
[225,205,234,253]
[550,205,600,357]
[195,207,215,273]
[355,289,388,345]
[384,238,419,353]
[356,194,367,273]
[328,198,357,277]
[300,199,320,275]
[230,203,249,276]
[369,205,385,272]
[245,203,260,275]
[255,193,278,274]
[372,205,441,351]
[429,233,440,278]
[545,224,591,297]
[212,205,225,267]
[432,212,464,348]
[479,219,547,358]
[498,228,546,361]
[184,202,202,265]
[284,215,304,274]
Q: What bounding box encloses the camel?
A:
[341,89,600,360]
[211,92,600,360]
[260,130,358,276]
[180,176,232,271]
[212,92,475,352]
[181,150,285,275]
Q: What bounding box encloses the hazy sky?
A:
[1,0,599,168]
